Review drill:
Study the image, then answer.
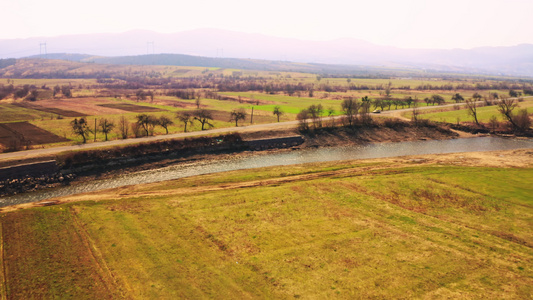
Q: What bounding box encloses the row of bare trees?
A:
[465,98,531,132]
[296,97,374,131]
[71,114,174,143]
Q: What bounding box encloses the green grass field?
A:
[2,156,532,298]
[413,100,533,123]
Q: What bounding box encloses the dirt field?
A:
[97,103,164,113]
[0,122,69,149]
[12,102,86,117]
[34,98,130,115]
[152,99,197,109]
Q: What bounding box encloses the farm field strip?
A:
[12,102,85,117]
[413,99,533,123]
[97,103,165,113]
[0,122,69,146]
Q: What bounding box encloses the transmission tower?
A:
[147,41,155,54]
[216,48,224,58]
[39,42,47,58]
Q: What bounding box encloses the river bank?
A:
[2,135,532,207]
[0,122,462,197]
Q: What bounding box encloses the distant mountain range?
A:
[1,29,532,77]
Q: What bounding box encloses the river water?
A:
[1,136,532,207]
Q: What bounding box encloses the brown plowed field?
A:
[31,98,128,115]
[153,99,197,108]
[0,122,69,147]
[12,102,85,117]
[97,103,164,112]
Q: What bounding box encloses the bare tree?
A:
[71,117,92,143]
[195,96,201,109]
[513,109,531,133]
[118,115,129,139]
[297,109,310,131]
[465,99,480,125]
[273,106,284,122]
[131,122,142,138]
[308,104,324,129]
[431,94,445,106]
[342,98,359,127]
[489,115,499,133]
[230,108,247,127]
[194,109,214,130]
[361,96,372,125]
[99,118,115,141]
[176,112,193,132]
[404,96,414,108]
[158,116,174,134]
[451,93,464,103]
[497,98,518,130]
[327,107,336,128]
[384,81,392,97]
[136,89,146,101]
[136,114,158,136]
[411,103,420,126]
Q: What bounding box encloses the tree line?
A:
[70,106,244,143]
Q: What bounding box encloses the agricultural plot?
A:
[12,102,85,117]
[1,154,532,298]
[97,103,165,113]
[0,104,52,122]
[34,98,130,115]
[0,122,69,147]
[219,92,343,115]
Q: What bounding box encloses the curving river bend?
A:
[2,136,532,207]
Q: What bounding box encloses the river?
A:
[1,136,532,207]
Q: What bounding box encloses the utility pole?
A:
[94,118,97,142]
[250,107,254,124]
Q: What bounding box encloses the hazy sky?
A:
[2,0,532,49]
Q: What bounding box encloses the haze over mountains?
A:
[1,28,532,77]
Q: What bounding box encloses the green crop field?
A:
[413,100,533,123]
[0,103,52,122]
[2,155,532,298]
